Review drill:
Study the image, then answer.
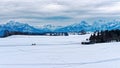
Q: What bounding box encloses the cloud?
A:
[0,0,120,26]
[96,2,120,13]
[40,3,67,13]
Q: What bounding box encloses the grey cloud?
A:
[0,0,120,26]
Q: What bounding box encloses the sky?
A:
[0,0,120,27]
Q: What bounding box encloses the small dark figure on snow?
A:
[32,43,36,46]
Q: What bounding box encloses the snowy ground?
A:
[0,34,120,68]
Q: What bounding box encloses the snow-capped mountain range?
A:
[54,21,92,32]
[0,21,50,36]
[0,20,120,36]
[55,20,120,32]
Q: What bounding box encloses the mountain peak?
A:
[6,21,28,27]
[80,21,88,25]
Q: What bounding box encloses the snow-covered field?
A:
[0,34,120,68]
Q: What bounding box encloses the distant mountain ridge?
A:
[0,21,50,36]
[54,21,92,32]
[56,20,120,32]
[0,20,120,36]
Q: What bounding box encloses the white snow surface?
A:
[0,34,120,68]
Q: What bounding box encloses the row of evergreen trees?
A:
[89,29,120,44]
[2,30,69,37]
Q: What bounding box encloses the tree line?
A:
[82,29,120,44]
[1,30,68,37]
